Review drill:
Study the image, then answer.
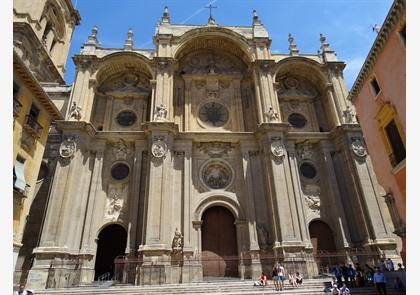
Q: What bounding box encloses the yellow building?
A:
[13,0,80,283]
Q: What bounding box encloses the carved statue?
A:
[264,106,279,122]
[343,105,356,123]
[172,228,183,252]
[105,192,123,220]
[69,102,82,121]
[154,103,167,121]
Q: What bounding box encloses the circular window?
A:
[202,161,233,189]
[198,102,229,127]
[116,111,137,127]
[300,162,317,179]
[288,113,307,128]
[111,163,130,180]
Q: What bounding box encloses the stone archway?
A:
[309,220,336,253]
[201,206,238,278]
[94,224,127,280]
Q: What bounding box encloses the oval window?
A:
[111,163,130,180]
[300,162,317,179]
[116,111,137,127]
[288,113,307,128]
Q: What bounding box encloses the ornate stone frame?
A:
[110,161,131,183]
[199,158,235,191]
[196,100,231,130]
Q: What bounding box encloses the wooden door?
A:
[202,206,238,277]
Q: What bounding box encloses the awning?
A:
[14,160,26,192]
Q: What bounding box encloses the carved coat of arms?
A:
[59,137,76,158]
[151,138,168,158]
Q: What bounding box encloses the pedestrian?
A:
[341,264,349,285]
[272,265,279,291]
[26,290,35,295]
[385,258,394,271]
[340,282,351,295]
[296,272,303,286]
[396,263,404,271]
[348,264,356,287]
[288,272,297,287]
[331,284,340,295]
[332,263,343,288]
[379,260,386,272]
[373,267,387,295]
[277,263,285,291]
[15,284,27,295]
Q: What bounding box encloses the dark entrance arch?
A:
[94,224,127,280]
[201,206,238,278]
[309,220,336,253]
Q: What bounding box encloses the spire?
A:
[86,25,99,45]
[161,6,170,23]
[319,33,333,51]
[252,9,261,25]
[288,33,299,56]
[124,28,133,50]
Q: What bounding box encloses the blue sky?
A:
[66,0,393,89]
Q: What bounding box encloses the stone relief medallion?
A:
[201,161,233,190]
[297,142,313,160]
[112,138,130,160]
[59,137,76,158]
[198,142,232,158]
[284,77,299,89]
[151,137,168,158]
[351,138,367,157]
[270,140,286,160]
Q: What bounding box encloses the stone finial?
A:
[288,33,299,56]
[319,33,332,51]
[252,9,261,25]
[162,6,170,23]
[86,25,99,45]
[124,28,134,50]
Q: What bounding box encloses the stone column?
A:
[103,96,114,130]
[138,122,178,285]
[325,84,341,127]
[153,58,176,121]
[78,141,106,284]
[126,140,146,255]
[233,79,245,131]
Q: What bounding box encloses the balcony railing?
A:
[13,98,22,118]
[23,115,43,138]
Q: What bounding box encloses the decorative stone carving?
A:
[303,184,321,212]
[105,191,123,221]
[276,76,317,99]
[179,51,244,75]
[297,142,313,160]
[154,103,168,121]
[198,142,232,158]
[112,138,130,160]
[257,224,269,248]
[194,80,206,89]
[343,105,356,124]
[151,136,168,158]
[351,138,367,157]
[270,139,286,160]
[264,106,279,122]
[202,161,233,189]
[172,228,184,253]
[305,195,321,212]
[59,137,77,158]
[98,72,150,98]
[69,102,82,121]
[198,102,229,127]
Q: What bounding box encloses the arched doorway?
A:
[94,224,127,280]
[309,220,336,269]
[201,206,238,278]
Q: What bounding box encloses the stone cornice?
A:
[13,51,63,120]
[347,0,405,102]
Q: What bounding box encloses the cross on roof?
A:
[205,3,217,19]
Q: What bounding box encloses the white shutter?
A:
[14,160,26,192]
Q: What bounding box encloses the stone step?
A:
[32,279,405,295]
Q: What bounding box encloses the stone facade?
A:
[24,8,401,289]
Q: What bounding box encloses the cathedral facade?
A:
[25,8,401,289]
